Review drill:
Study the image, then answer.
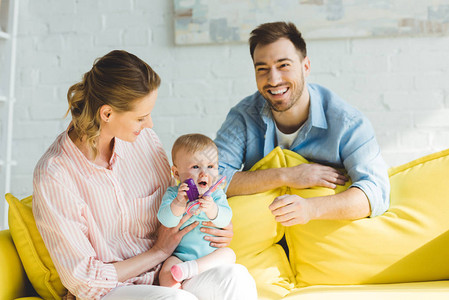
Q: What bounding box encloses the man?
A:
[215,22,390,226]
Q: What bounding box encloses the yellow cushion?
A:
[284,148,449,286]
[229,147,295,298]
[6,194,66,299]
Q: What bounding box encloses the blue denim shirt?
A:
[215,83,390,217]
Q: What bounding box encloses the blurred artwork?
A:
[174,0,449,45]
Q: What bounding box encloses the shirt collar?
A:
[111,137,125,159]
[261,101,272,121]
[62,127,95,178]
[252,92,272,123]
[62,126,123,177]
[308,84,328,130]
[109,137,126,169]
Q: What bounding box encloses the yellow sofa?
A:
[2,147,449,299]
[0,229,40,299]
[228,147,449,299]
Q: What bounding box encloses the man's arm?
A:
[226,163,348,197]
[269,187,370,226]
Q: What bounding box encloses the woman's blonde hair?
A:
[66,50,160,157]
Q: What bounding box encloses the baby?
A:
[157,133,236,287]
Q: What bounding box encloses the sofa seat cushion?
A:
[6,194,66,299]
[283,280,449,299]
[286,148,449,286]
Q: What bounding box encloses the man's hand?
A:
[269,188,371,225]
[200,221,233,248]
[269,194,314,226]
[285,163,348,190]
[226,163,348,197]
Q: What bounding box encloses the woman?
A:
[32,50,257,300]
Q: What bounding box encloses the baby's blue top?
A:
[157,185,232,261]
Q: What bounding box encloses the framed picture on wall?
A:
[174,0,449,45]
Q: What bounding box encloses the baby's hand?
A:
[174,183,189,208]
[199,195,218,219]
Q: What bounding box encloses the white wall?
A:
[7,0,449,204]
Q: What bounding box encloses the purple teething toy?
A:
[183,176,226,215]
[184,178,200,215]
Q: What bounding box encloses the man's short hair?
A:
[249,21,307,60]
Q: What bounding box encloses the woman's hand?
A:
[114,214,198,281]
[153,214,198,259]
[200,221,233,248]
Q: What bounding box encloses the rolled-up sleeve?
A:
[215,108,247,192]
[341,118,390,217]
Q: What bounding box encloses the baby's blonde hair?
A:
[171,134,217,165]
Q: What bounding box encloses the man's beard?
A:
[264,78,305,113]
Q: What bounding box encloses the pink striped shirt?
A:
[33,128,172,300]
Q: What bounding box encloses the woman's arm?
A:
[113,214,198,281]
[33,178,119,299]
[34,175,195,298]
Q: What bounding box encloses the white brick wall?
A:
[6,0,449,204]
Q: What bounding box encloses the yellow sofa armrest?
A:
[0,230,37,299]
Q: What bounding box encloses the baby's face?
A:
[173,145,219,194]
